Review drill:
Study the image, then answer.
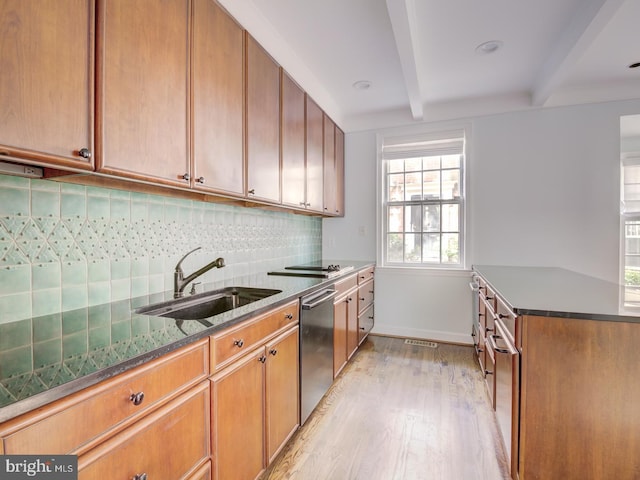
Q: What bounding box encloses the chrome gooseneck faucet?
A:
[174,247,225,298]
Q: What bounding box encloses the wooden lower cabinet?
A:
[78,381,210,479]
[333,275,358,378]
[210,326,299,480]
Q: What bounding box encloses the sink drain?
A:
[404,339,438,348]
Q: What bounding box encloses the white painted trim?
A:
[371,323,473,345]
[376,266,472,278]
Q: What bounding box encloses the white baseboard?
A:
[371,323,473,345]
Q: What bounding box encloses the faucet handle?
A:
[190,282,201,295]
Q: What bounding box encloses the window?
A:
[621,152,640,308]
[379,128,467,268]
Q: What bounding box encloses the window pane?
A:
[405,158,422,172]
[387,234,403,262]
[442,233,459,263]
[442,154,460,169]
[423,205,440,232]
[388,206,403,232]
[406,204,421,232]
[404,234,421,262]
[442,169,460,200]
[442,204,459,232]
[388,159,404,173]
[422,170,440,199]
[405,173,421,201]
[422,234,440,262]
[423,156,440,170]
[388,173,404,201]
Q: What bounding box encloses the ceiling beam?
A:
[531,0,626,106]
[385,0,423,120]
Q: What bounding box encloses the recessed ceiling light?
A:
[629,62,640,69]
[475,40,503,55]
[352,80,372,90]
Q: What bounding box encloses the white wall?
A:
[323,99,640,344]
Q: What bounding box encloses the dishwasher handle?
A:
[301,289,337,309]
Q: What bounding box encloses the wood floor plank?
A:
[261,335,510,480]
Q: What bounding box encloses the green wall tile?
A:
[0,188,29,216]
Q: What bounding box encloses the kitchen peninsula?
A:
[472,265,640,480]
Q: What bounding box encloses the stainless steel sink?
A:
[136,287,282,320]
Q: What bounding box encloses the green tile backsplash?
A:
[0,174,321,324]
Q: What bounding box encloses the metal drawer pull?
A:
[130,392,145,406]
[234,339,244,348]
[133,473,148,480]
[285,313,293,320]
[491,335,510,354]
[269,349,278,356]
[259,355,267,363]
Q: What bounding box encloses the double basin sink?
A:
[136,286,282,321]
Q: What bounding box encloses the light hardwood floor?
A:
[262,335,510,480]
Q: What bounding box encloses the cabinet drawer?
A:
[496,296,519,348]
[357,266,375,284]
[358,304,374,344]
[334,273,358,296]
[1,339,209,455]
[210,300,299,372]
[357,282,374,314]
[79,381,210,479]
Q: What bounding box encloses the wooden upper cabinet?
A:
[96,0,190,187]
[323,114,337,215]
[192,0,244,196]
[246,33,281,203]
[0,0,94,170]
[335,126,345,216]
[305,96,325,213]
[281,71,306,209]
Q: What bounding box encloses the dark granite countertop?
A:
[472,265,640,322]
[0,261,374,423]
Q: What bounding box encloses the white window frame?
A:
[620,149,640,311]
[376,123,471,270]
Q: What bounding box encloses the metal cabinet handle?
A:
[78,148,92,159]
[485,295,494,301]
[484,369,493,376]
[182,173,190,182]
[234,339,244,348]
[130,392,145,406]
[285,313,293,320]
[248,189,255,195]
[196,176,205,184]
[269,349,278,356]
[133,473,148,480]
[360,297,365,301]
[258,355,267,363]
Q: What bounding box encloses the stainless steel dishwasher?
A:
[299,286,337,424]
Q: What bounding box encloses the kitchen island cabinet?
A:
[473,265,640,480]
[96,0,191,187]
[0,0,94,171]
[192,0,245,196]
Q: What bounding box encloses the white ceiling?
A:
[217,0,640,132]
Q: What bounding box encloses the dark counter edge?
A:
[472,265,640,324]
[0,262,375,424]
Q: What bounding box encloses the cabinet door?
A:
[333,296,348,378]
[305,96,324,213]
[0,0,94,170]
[346,293,358,360]
[97,0,190,186]
[192,0,244,196]
[334,126,345,216]
[323,114,337,215]
[246,34,280,203]
[211,348,265,480]
[265,327,299,463]
[281,71,306,208]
